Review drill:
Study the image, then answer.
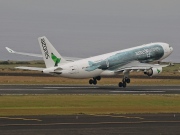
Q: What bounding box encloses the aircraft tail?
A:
[38,36,67,68]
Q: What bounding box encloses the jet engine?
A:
[144,67,162,77]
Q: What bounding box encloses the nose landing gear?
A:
[89,76,101,85]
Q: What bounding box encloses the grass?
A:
[0,95,180,116]
[0,76,179,85]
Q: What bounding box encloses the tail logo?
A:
[41,38,50,59]
[51,53,61,67]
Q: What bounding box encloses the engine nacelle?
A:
[144,67,162,77]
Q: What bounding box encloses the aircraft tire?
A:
[89,79,93,85]
[96,76,101,81]
[126,78,130,83]
[118,82,123,87]
[122,82,127,88]
[93,80,97,85]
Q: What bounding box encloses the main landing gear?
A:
[89,76,101,85]
[118,77,130,88]
[118,72,130,88]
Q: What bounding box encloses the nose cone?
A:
[159,43,173,61]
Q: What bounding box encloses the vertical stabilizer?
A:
[38,36,67,68]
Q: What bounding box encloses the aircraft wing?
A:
[114,61,168,73]
[5,47,82,61]
[6,47,42,57]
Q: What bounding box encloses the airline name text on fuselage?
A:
[135,47,160,56]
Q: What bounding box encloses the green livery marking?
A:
[51,53,61,67]
[157,69,161,73]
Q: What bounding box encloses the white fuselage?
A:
[44,43,173,79]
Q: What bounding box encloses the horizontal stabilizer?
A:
[15,67,45,71]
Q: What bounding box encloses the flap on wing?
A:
[15,67,45,71]
[114,61,168,73]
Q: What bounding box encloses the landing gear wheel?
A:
[118,82,123,87]
[126,78,130,83]
[89,79,93,85]
[96,76,101,81]
[89,76,101,85]
[93,79,97,85]
[122,82,127,88]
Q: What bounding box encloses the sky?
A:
[0,0,179,62]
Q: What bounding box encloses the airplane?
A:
[6,36,173,87]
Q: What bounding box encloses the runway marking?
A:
[110,91,165,93]
[44,87,180,91]
[0,117,42,122]
[0,89,57,91]
[138,89,180,91]
[89,114,144,120]
[44,87,99,89]
[1,121,180,127]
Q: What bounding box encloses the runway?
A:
[1,86,180,135]
[1,114,180,135]
[0,85,180,94]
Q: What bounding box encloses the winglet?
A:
[5,47,15,53]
